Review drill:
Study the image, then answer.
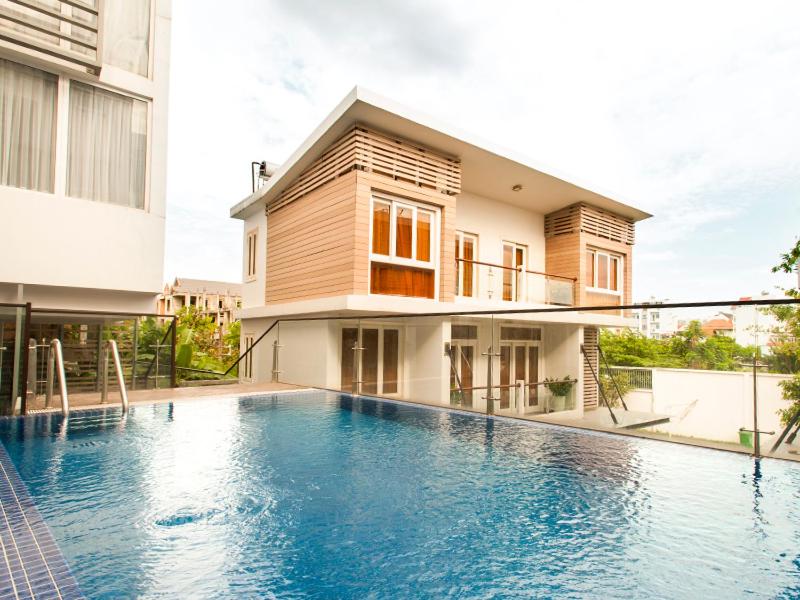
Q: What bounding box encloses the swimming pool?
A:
[0,390,799,598]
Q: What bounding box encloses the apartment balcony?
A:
[455,258,576,306]
[0,0,102,74]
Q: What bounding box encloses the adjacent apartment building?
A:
[157,277,242,333]
[0,0,171,313]
[0,1,171,413]
[230,88,651,416]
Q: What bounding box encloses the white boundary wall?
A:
[622,368,792,444]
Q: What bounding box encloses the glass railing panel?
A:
[0,304,27,415]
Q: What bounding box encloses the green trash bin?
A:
[739,428,753,448]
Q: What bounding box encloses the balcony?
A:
[0,0,102,74]
[455,258,576,306]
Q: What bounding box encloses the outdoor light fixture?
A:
[512,184,523,192]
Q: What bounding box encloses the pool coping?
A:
[0,444,83,600]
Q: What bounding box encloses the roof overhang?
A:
[230,86,652,222]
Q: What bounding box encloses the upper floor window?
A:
[246,229,258,280]
[67,81,147,209]
[104,0,151,76]
[0,59,57,192]
[370,196,438,299]
[502,242,526,301]
[455,231,478,297]
[586,248,622,293]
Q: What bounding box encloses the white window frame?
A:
[455,231,479,298]
[245,228,258,281]
[502,241,527,302]
[586,248,623,295]
[368,194,440,299]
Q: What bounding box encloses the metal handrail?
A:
[46,339,69,416]
[455,257,576,282]
[101,340,129,413]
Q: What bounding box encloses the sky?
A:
[164,0,800,302]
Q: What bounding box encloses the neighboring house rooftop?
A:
[701,318,734,336]
[168,278,242,296]
[230,86,652,222]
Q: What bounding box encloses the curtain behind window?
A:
[0,59,57,192]
[67,81,147,209]
[103,0,150,76]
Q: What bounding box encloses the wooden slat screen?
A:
[545,203,635,245]
[269,125,461,215]
[582,327,599,409]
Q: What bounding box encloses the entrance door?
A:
[502,243,526,301]
[450,342,475,407]
[499,342,541,412]
[340,327,401,395]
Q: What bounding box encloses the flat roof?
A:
[231,86,652,222]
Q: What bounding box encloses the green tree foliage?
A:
[600,321,754,371]
[772,238,800,298]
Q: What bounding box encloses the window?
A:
[103,0,151,76]
[502,242,526,301]
[500,327,542,341]
[67,81,147,208]
[451,324,478,340]
[455,231,477,297]
[369,196,438,299]
[586,249,622,293]
[0,59,57,192]
[246,229,258,280]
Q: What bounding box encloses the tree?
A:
[772,238,800,298]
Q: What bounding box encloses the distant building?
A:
[700,315,734,338]
[730,294,782,354]
[157,278,242,335]
[632,297,680,339]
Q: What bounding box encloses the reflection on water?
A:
[0,391,799,599]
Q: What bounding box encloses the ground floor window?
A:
[341,326,401,395]
[499,341,540,410]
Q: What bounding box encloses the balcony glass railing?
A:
[455,258,576,306]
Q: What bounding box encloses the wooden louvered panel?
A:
[545,203,635,245]
[269,125,461,215]
[583,327,599,409]
[579,204,635,245]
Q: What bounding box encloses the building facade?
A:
[631,297,680,339]
[0,1,171,413]
[230,88,651,417]
[0,0,171,313]
[157,278,242,335]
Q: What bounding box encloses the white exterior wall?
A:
[0,0,172,312]
[455,192,546,302]
[241,210,267,309]
[621,368,792,444]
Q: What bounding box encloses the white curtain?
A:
[67,81,147,209]
[0,59,57,192]
[103,0,150,76]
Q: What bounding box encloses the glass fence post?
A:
[271,322,282,383]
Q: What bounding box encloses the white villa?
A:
[230,87,651,417]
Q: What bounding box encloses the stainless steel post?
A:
[101,343,109,404]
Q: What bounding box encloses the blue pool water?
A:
[0,391,799,599]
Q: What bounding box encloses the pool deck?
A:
[26,382,303,413]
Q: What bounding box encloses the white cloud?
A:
[166,0,800,300]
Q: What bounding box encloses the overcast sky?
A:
[165,0,800,301]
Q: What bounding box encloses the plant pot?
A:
[551,395,566,412]
[738,428,753,448]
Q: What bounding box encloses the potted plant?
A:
[544,376,574,412]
